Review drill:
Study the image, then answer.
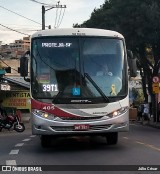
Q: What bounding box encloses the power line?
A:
[48,0,57,4]
[0,24,41,28]
[30,0,53,6]
[0,59,18,72]
[0,23,30,36]
[30,0,66,29]
[54,2,59,28]
[0,5,41,25]
[42,2,66,30]
[0,28,40,32]
[57,8,66,28]
[0,24,42,31]
[56,8,62,28]
[0,25,41,31]
[0,25,41,30]
[54,1,66,28]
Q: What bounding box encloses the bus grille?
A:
[50,124,112,132]
[60,116,103,120]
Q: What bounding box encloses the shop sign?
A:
[3,92,31,110]
[152,83,160,93]
[0,84,11,91]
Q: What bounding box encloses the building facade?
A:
[0,37,30,59]
[0,60,30,112]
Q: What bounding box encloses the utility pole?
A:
[42,2,66,30]
[42,5,45,30]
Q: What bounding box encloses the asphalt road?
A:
[0,122,160,174]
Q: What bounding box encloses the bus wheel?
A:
[106,132,118,145]
[41,135,52,148]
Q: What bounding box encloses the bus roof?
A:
[31,28,124,39]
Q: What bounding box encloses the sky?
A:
[0,0,105,44]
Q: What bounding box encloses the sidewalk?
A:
[147,117,160,129]
[22,113,31,123]
[22,113,31,130]
[134,117,160,129]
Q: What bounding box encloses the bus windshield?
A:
[31,37,127,103]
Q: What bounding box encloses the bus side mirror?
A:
[127,50,137,77]
[20,56,28,77]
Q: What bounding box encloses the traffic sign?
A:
[152,83,159,93]
[152,76,159,83]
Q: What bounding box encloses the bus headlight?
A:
[33,109,56,120]
[108,107,128,118]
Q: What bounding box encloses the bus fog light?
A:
[44,113,48,118]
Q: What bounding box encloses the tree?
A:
[74,0,160,122]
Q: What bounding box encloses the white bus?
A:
[20,28,136,147]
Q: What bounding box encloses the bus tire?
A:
[106,132,118,145]
[41,135,52,148]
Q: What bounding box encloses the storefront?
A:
[0,77,30,112]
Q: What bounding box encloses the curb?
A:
[131,120,160,129]
[148,123,160,129]
[23,117,31,123]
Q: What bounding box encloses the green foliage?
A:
[77,0,160,50]
[74,0,160,103]
[132,88,144,105]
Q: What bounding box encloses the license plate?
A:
[74,124,90,130]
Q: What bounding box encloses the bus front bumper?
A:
[31,112,129,136]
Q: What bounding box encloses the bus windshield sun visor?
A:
[84,73,110,103]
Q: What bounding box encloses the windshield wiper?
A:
[52,91,63,103]
[84,73,110,103]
